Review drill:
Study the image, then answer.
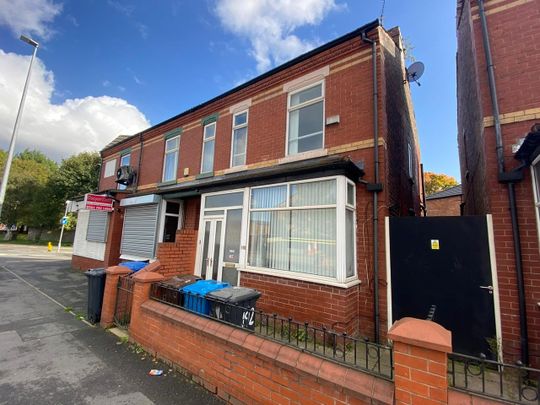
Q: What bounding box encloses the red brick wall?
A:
[156,229,198,278]
[97,28,410,192]
[71,254,105,271]
[240,272,361,335]
[457,0,540,365]
[130,298,393,405]
[426,196,462,216]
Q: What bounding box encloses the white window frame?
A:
[531,155,540,250]
[162,135,180,182]
[195,188,247,286]
[230,110,248,168]
[286,80,325,157]
[157,199,183,243]
[194,177,358,288]
[201,122,216,173]
[103,159,116,178]
[117,153,131,190]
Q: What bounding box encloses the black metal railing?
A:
[150,282,393,379]
[114,275,134,328]
[448,352,540,404]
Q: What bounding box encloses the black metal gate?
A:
[114,275,134,328]
[388,215,498,358]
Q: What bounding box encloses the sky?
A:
[0,0,460,179]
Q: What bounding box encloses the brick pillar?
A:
[388,317,452,405]
[129,271,164,339]
[100,266,133,328]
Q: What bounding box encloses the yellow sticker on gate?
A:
[431,239,440,250]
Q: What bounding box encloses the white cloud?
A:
[0,50,150,160]
[0,0,62,40]
[102,80,111,87]
[215,0,340,72]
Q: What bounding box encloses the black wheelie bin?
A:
[207,287,261,330]
[85,268,106,324]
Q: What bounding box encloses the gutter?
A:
[478,0,528,364]
[361,29,383,344]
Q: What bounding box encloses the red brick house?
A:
[71,20,422,340]
[457,0,540,365]
[425,184,462,216]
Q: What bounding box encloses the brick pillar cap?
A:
[388,317,452,353]
[133,271,165,283]
[105,266,133,275]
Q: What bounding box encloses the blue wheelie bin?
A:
[181,280,229,315]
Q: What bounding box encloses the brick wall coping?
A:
[448,389,509,404]
[388,317,452,353]
[105,265,133,275]
[133,271,165,283]
[141,299,394,404]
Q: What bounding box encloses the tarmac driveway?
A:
[0,244,222,405]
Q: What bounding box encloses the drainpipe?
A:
[478,0,528,364]
[362,30,382,344]
[136,133,143,192]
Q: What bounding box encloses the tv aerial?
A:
[405,61,425,86]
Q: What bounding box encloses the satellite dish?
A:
[406,61,425,86]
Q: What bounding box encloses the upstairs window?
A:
[231,111,248,167]
[163,136,179,182]
[104,159,116,178]
[287,82,324,155]
[117,153,131,190]
[201,122,216,173]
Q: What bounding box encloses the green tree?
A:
[0,149,58,228]
[424,171,459,196]
[41,151,101,229]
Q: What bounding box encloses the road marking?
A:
[0,264,95,328]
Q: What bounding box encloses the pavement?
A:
[0,244,223,405]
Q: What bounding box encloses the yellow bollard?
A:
[47,242,52,252]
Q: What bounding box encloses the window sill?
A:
[196,172,214,179]
[239,266,361,289]
[158,180,177,187]
[222,165,248,175]
[279,149,328,165]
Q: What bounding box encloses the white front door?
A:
[198,217,224,281]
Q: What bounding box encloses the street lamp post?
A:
[0,35,39,219]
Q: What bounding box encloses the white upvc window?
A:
[201,122,216,173]
[162,136,179,182]
[532,156,540,248]
[104,159,116,178]
[117,153,131,190]
[287,81,324,156]
[407,142,413,179]
[231,110,248,167]
[247,176,356,283]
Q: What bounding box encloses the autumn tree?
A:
[424,171,459,195]
[424,172,458,195]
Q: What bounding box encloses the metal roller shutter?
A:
[86,210,109,243]
[120,204,159,259]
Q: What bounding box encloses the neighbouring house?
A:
[71,20,422,340]
[425,184,462,216]
[457,0,540,365]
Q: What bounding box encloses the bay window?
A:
[287,82,324,155]
[247,177,355,282]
